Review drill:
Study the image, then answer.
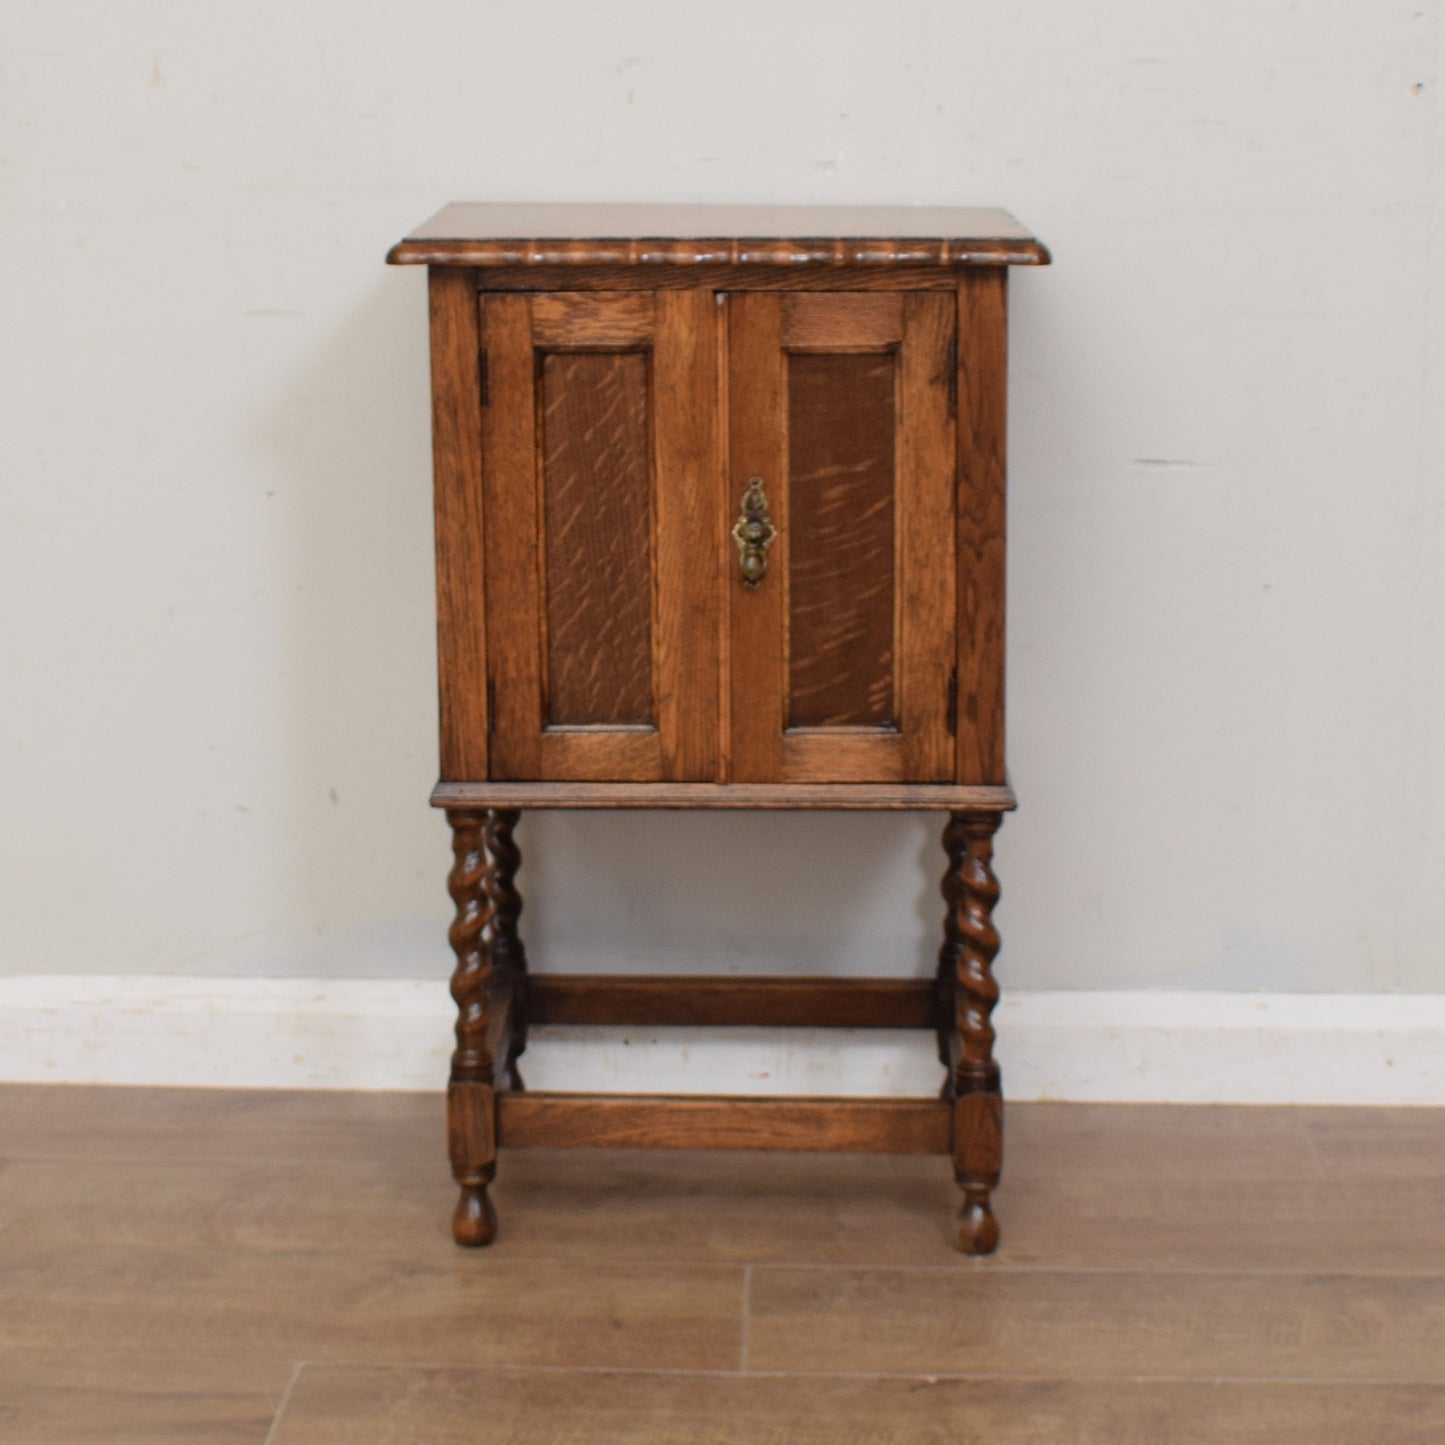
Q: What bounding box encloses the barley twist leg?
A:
[446,809,498,1246]
[942,810,1005,1255]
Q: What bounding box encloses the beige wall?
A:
[2,1,1442,993]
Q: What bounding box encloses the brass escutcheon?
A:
[731,476,778,588]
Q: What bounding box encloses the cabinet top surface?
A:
[388,203,1049,267]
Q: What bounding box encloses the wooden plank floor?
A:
[2,1086,1444,1442]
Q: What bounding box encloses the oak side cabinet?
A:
[387,204,1049,1254]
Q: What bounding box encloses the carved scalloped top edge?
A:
[388,238,1050,267]
[387,204,1050,267]
[388,236,1050,267]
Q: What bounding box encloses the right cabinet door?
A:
[727,292,957,783]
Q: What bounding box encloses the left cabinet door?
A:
[477,289,720,782]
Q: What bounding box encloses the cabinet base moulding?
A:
[430,781,1018,811]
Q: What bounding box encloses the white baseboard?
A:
[1,975,1442,1105]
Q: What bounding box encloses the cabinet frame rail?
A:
[496,1092,953,1154]
[527,973,939,1030]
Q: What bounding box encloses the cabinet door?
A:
[727,293,957,782]
[481,291,719,781]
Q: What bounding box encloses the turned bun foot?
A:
[957,1195,999,1255]
[452,1183,498,1247]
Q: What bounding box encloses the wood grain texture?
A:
[992,1170,1445,1275]
[0,1350,290,1445]
[477,292,544,778]
[1302,1106,1445,1179]
[773,733,909,782]
[725,292,786,780]
[428,270,489,780]
[7,1091,1445,1272]
[387,203,1051,267]
[14,1150,1445,1275]
[899,290,960,779]
[955,269,1009,783]
[496,1094,952,1153]
[429,780,1017,809]
[781,291,903,347]
[272,1367,1445,1445]
[652,287,722,780]
[541,349,655,725]
[0,1247,744,1372]
[1004,1102,1326,1183]
[0,1084,450,1168]
[491,1142,1445,1273]
[531,291,653,345]
[526,974,936,1029]
[716,279,732,782]
[786,350,897,729]
[746,1267,1445,1380]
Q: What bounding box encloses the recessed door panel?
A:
[481,291,719,781]
[786,350,897,729]
[540,350,654,726]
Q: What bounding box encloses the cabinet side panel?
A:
[540,351,655,725]
[956,270,1008,784]
[429,269,489,780]
[786,351,897,729]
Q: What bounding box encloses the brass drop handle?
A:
[731,476,778,588]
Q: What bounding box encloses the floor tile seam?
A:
[0,1150,447,1167]
[730,1370,1445,1386]
[0,1250,757,1275]
[1301,1125,1330,1179]
[261,1359,306,1445]
[439,1258,753,1277]
[0,1342,298,1367]
[73,1249,1445,1279]
[8,1258,1445,1282]
[14,1150,1445,1173]
[738,1261,1445,1280]
[739,1265,751,1372]
[1000,1171,1354,1181]
[228,1359,1445,1389]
